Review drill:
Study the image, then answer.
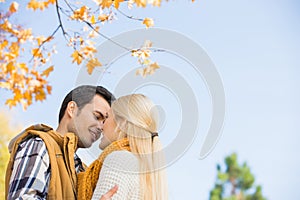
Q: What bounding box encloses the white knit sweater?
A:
[92,150,141,200]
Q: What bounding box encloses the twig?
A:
[83,20,131,51]
[29,25,60,62]
[115,9,143,22]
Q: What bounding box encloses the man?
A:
[5,85,117,200]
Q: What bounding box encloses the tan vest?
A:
[5,124,79,200]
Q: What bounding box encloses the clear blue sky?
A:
[1,0,300,199]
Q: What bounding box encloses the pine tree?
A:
[209,153,267,200]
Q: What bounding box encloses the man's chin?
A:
[77,141,92,148]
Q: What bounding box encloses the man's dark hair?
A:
[58,85,116,123]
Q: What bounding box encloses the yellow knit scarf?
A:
[77,138,130,200]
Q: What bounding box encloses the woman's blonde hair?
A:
[111,94,168,200]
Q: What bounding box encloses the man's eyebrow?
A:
[93,110,104,117]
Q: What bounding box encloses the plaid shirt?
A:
[7,137,85,200]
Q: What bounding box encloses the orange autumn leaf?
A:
[71,50,83,65]
[82,46,97,55]
[13,88,22,101]
[9,2,19,13]
[46,85,52,94]
[114,0,124,9]
[0,40,8,50]
[46,0,56,4]
[142,18,154,28]
[32,48,43,58]
[6,62,15,73]
[35,87,46,101]
[98,14,109,22]
[27,0,47,11]
[41,65,54,77]
[71,6,88,21]
[86,58,102,75]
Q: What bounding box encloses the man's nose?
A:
[97,120,104,132]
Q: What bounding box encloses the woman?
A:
[77,94,168,200]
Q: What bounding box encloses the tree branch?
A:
[62,0,130,51]
[55,0,69,41]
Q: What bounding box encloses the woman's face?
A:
[98,108,118,150]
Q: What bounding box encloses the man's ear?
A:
[66,101,77,118]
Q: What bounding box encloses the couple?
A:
[5,85,168,200]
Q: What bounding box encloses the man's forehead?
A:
[91,95,110,110]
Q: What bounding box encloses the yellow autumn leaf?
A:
[41,65,54,77]
[135,0,147,7]
[71,50,83,65]
[142,59,151,65]
[140,49,151,59]
[135,68,143,76]
[13,88,22,101]
[18,29,33,43]
[23,91,32,105]
[148,62,160,74]
[141,67,149,77]
[9,42,20,56]
[88,26,100,38]
[17,63,28,74]
[6,62,15,73]
[5,99,17,108]
[99,0,113,9]
[35,87,46,101]
[86,58,102,75]
[151,0,161,7]
[9,2,19,13]
[90,15,96,24]
[36,36,46,46]
[135,62,160,77]
[142,18,154,28]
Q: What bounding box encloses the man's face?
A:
[71,95,110,148]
